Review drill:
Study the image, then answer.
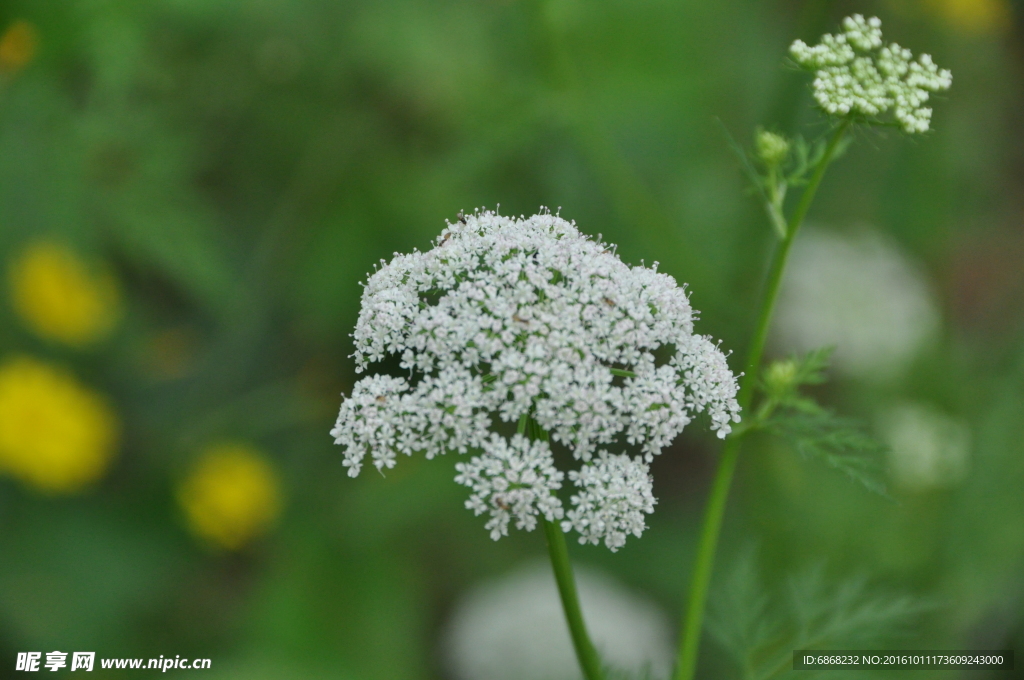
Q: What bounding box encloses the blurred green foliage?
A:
[0,0,1022,678]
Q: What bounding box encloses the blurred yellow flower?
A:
[926,0,1011,33]
[178,443,283,550]
[8,241,121,347]
[0,355,119,493]
[0,20,37,73]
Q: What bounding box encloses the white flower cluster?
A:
[563,453,656,552]
[790,15,952,133]
[881,401,970,490]
[455,434,565,540]
[332,209,741,550]
[445,561,673,680]
[331,370,491,475]
[774,227,939,380]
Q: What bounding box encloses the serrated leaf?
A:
[708,551,930,680]
[716,118,771,204]
[792,346,833,387]
[785,132,850,188]
[787,565,926,647]
[786,135,820,186]
[706,546,778,677]
[766,409,889,497]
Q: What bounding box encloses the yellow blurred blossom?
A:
[0,20,37,73]
[8,241,121,347]
[178,443,283,550]
[0,355,119,493]
[925,0,1012,34]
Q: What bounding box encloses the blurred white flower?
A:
[880,401,970,490]
[790,15,952,133]
[773,228,940,380]
[444,560,673,680]
[333,209,740,549]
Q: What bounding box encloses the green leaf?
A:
[705,547,778,679]
[755,347,888,496]
[716,118,765,195]
[790,346,832,387]
[787,566,926,650]
[708,551,931,680]
[761,347,834,404]
[766,409,889,497]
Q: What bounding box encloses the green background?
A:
[0,0,1021,677]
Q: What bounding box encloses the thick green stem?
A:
[524,413,604,680]
[673,120,850,680]
[543,519,606,680]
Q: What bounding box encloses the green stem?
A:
[543,518,606,680]
[673,119,850,680]
[742,120,850,385]
[524,414,604,680]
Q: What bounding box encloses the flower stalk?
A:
[544,518,606,680]
[524,411,606,680]
[673,119,851,680]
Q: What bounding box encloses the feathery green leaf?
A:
[767,408,889,497]
[708,551,931,680]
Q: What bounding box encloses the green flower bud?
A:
[764,359,798,396]
[755,129,790,167]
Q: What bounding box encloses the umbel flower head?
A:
[790,15,952,133]
[332,210,740,550]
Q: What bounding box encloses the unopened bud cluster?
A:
[755,129,790,167]
[763,359,798,397]
[790,15,952,133]
[332,210,740,550]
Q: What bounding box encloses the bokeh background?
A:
[0,0,1022,677]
